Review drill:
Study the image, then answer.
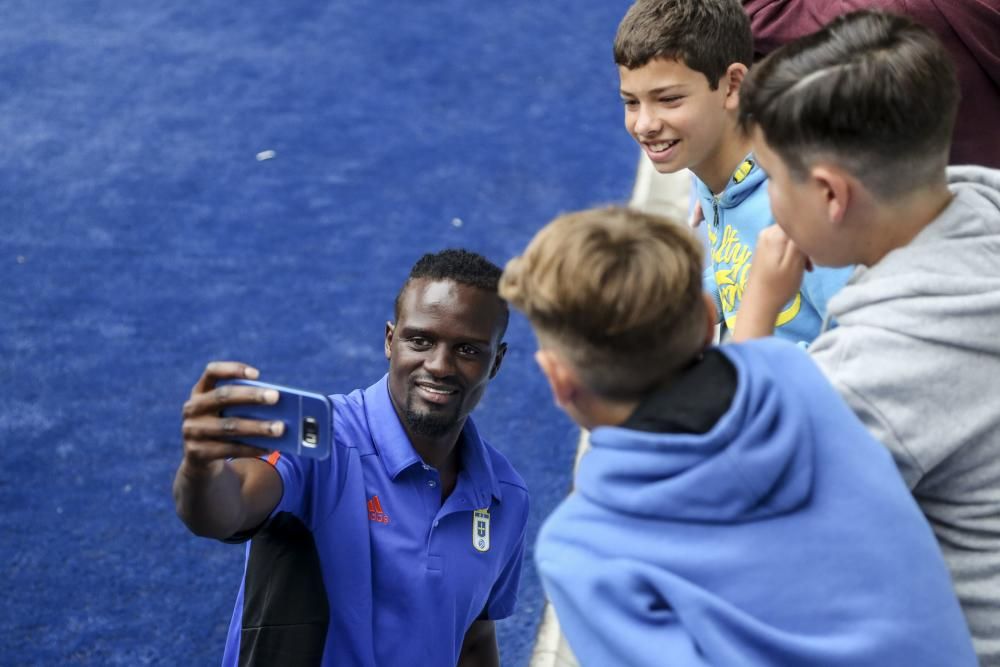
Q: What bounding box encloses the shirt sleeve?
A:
[269,452,318,522]
[267,397,349,529]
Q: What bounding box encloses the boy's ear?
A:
[535,348,578,410]
[810,165,851,226]
[722,63,749,110]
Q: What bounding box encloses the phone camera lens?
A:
[302,416,319,447]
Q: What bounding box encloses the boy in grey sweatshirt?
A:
[733,11,1000,665]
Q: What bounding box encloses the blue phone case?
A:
[218,379,333,459]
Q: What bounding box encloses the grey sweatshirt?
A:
[810,166,1000,665]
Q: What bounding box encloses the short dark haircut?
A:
[739,10,959,199]
[614,0,753,89]
[394,249,509,337]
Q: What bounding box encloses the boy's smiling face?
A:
[619,57,740,186]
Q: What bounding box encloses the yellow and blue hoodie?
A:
[696,154,853,343]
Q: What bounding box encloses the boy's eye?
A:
[659,96,682,104]
[621,98,638,108]
[408,337,431,349]
[458,344,480,357]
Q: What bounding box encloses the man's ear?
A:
[489,342,508,380]
[384,321,395,360]
[811,165,851,226]
[722,63,749,110]
[534,348,578,410]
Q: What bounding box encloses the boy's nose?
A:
[633,104,662,137]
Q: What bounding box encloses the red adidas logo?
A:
[368,495,390,524]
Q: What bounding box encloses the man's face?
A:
[385,279,507,439]
[619,58,731,176]
[753,129,839,265]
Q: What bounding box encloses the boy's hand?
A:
[734,226,810,341]
[748,226,811,308]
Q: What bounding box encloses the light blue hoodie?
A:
[696,156,853,343]
[536,339,975,666]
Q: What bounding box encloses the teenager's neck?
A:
[583,396,640,430]
[859,180,954,266]
[693,124,753,195]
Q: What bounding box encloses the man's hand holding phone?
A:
[175,361,333,539]
[180,362,286,474]
[175,362,287,539]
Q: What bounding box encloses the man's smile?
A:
[414,379,461,404]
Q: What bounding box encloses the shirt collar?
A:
[363,375,503,505]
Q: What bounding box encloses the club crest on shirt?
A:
[473,509,491,552]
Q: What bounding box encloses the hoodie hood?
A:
[579,342,813,523]
[828,166,1000,355]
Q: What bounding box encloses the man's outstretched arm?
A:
[173,361,284,539]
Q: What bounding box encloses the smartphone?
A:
[218,379,333,459]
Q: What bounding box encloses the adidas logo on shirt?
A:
[368,495,390,524]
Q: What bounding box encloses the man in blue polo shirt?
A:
[173,250,529,667]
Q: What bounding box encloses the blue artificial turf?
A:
[1,1,636,664]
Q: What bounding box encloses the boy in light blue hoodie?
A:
[499,206,975,666]
[615,0,851,342]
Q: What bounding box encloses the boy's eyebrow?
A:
[619,84,687,97]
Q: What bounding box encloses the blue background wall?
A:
[1,1,635,664]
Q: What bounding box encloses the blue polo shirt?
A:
[221,375,529,667]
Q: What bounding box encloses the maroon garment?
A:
[743,0,1000,168]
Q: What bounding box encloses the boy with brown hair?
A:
[498,206,975,666]
[733,10,1000,663]
[614,0,851,344]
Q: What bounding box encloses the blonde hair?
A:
[500,206,706,399]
